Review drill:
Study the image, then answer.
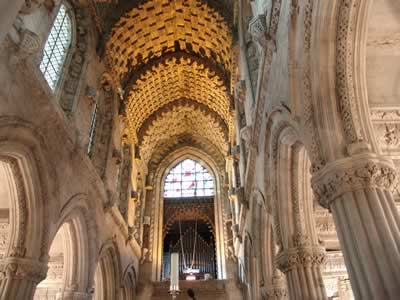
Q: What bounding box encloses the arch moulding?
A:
[149,146,227,281]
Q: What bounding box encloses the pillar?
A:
[275,245,327,300]
[0,257,47,300]
[312,154,400,299]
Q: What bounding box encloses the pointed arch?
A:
[93,240,122,300]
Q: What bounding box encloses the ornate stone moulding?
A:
[311,154,397,208]
[124,56,232,141]
[275,245,326,273]
[105,0,232,81]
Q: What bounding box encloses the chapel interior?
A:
[0,0,399,299]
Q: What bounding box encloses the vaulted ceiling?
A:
[101,0,235,165]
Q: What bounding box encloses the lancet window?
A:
[164,159,214,198]
[39,3,72,90]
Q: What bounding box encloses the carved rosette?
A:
[275,246,326,273]
[312,156,397,208]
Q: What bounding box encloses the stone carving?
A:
[234,80,246,103]
[375,124,400,148]
[300,0,325,172]
[263,270,288,300]
[312,160,397,208]
[244,0,282,195]
[335,0,365,143]
[118,144,131,220]
[91,81,114,179]
[275,245,326,273]
[60,2,90,115]
[248,14,268,49]
[370,109,400,122]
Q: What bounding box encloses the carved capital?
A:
[0,257,47,283]
[312,155,397,208]
[275,245,326,273]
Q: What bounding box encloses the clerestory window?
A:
[164,159,214,198]
[39,4,72,90]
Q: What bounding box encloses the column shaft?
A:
[312,156,400,299]
[331,188,400,299]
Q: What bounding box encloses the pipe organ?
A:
[162,227,216,280]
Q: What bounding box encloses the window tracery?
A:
[39,4,72,90]
[164,159,214,198]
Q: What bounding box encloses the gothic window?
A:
[87,101,98,157]
[164,159,214,198]
[39,4,72,90]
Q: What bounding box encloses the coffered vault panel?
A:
[125,56,233,141]
[106,0,232,81]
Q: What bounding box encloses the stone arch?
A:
[308,0,379,160]
[268,122,318,250]
[93,240,122,300]
[149,146,227,280]
[0,118,56,262]
[34,194,98,298]
[0,118,57,298]
[122,263,137,300]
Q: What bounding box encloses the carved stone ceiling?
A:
[124,56,233,142]
[139,100,228,164]
[104,0,234,164]
[106,0,232,81]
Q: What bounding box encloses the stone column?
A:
[0,257,47,300]
[312,154,400,299]
[275,245,327,300]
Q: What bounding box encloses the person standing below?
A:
[187,288,196,300]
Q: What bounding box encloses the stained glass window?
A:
[39,4,72,90]
[164,159,214,198]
